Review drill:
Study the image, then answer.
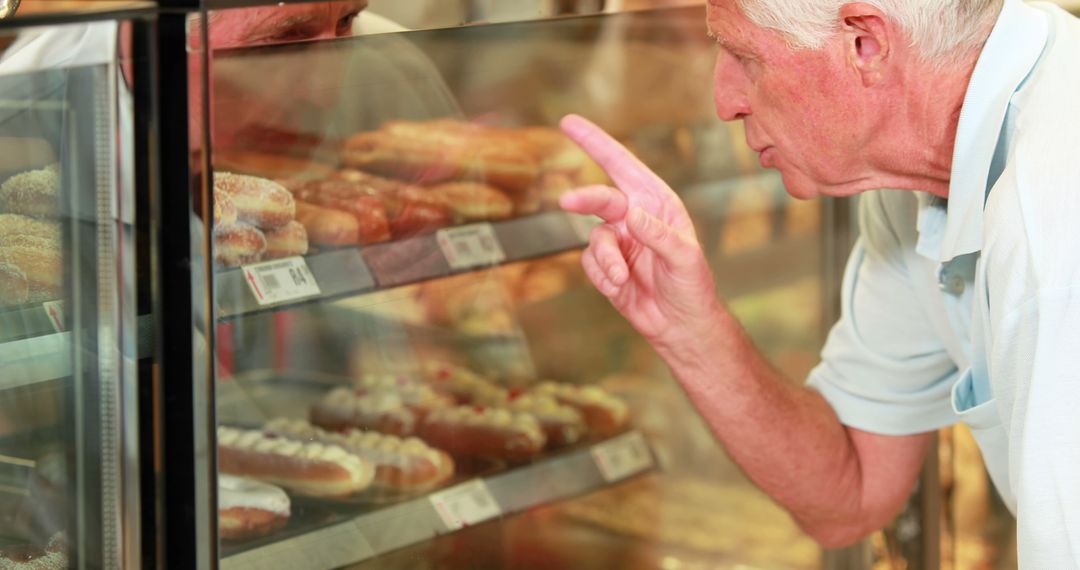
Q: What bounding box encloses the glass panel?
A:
[205,4,833,569]
[0,16,144,569]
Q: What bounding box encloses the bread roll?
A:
[294,200,360,246]
[212,222,267,268]
[0,166,59,218]
[263,220,309,259]
[214,172,295,229]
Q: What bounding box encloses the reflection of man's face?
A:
[188,1,368,153]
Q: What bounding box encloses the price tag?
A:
[591,431,654,483]
[436,224,506,270]
[429,479,502,531]
[42,301,65,332]
[568,214,603,243]
[242,257,321,306]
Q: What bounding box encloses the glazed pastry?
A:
[262,220,309,259]
[217,426,375,498]
[418,405,546,461]
[0,235,61,301]
[214,172,295,230]
[212,222,267,268]
[218,474,291,541]
[294,200,361,246]
[426,182,514,222]
[265,418,455,493]
[287,180,391,244]
[0,166,59,218]
[534,382,630,438]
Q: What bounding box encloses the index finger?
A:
[560,114,673,200]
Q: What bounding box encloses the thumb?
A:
[626,207,695,268]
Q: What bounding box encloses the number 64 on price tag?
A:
[242,257,322,306]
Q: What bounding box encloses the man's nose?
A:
[713,51,751,122]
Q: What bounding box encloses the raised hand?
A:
[559,114,722,353]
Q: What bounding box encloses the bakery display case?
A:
[191,2,861,569]
[0,4,158,568]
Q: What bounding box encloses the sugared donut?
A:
[0,215,60,242]
[0,167,59,218]
[214,172,295,229]
[212,222,266,268]
[0,533,68,570]
[218,474,291,541]
[263,220,308,260]
[0,262,29,306]
[213,189,238,226]
[0,235,62,301]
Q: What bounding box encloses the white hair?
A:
[736,0,1002,61]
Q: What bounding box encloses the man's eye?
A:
[337,12,359,33]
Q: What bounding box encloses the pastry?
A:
[534,382,630,438]
[287,180,391,244]
[262,220,309,259]
[502,390,586,448]
[418,405,546,461]
[214,172,295,230]
[310,387,418,436]
[214,150,335,181]
[0,166,59,218]
[213,189,238,226]
[265,418,455,493]
[426,182,514,222]
[0,235,61,301]
[217,426,375,498]
[424,362,505,405]
[0,262,29,306]
[0,214,60,242]
[218,474,291,541]
[294,200,361,246]
[212,222,266,268]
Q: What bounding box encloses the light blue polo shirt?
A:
[807,1,1080,565]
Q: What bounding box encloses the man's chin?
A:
[776,169,821,201]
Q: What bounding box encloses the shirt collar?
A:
[917,0,1048,263]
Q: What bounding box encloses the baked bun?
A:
[214,172,295,229]
[0,234,62,301]
[213,222,267,268]
[426,182,513,222]
[418,406,546,461]
[0,166,59,218]
[0,262,29,306]
[295,200,361,246]
[0,214,60,242]
[213,189,238,226]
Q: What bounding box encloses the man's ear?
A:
[839,3,892,87]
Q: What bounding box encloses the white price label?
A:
[568,214,603,243]
[591,431,654,483]
[42,301,65,332]
[436,224,506,270]
[429,479,502,531]
[242,257,321,306]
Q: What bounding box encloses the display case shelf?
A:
[215,211,599,321]
[220,430,657,570]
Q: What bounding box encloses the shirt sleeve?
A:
[807,192,959,436]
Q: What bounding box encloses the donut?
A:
[0,215,60,242]
[265,418,455,493]
[218,474,291,541]
[534,382,630,439]
[212,222,266,268]
[214,172,295,229]
[0,167,59,218]
[0,235,62,301]
[263,220,309,259]
[294,200,360,246]
[418,406,546,461]
[0,533,67,570]
[425,182,514,222]
[0,262,29,306]
[213,189,238,226]
[217,426,375,498]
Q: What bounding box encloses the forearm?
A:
[655,302,915,545]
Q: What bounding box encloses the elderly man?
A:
[560,0,1080,565]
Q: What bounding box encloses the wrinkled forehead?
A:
[705,0,752,44]
[205,0,367,47]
